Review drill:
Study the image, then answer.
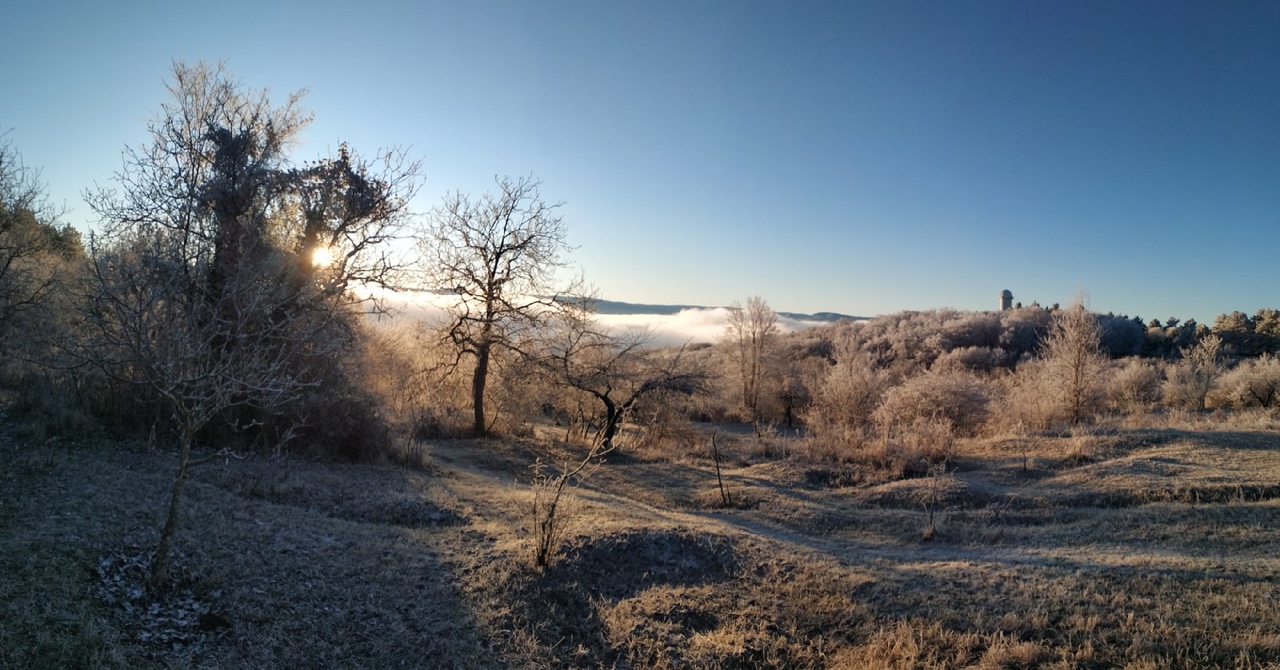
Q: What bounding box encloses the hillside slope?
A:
[3,419,1280,668]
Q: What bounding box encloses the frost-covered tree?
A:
[418,175,572,436]
[1164,335,1223,411]
[1038,301,1107,425]
[724,296,778,426]
[808,333,892,434]
[540,299,706,449]
[1213,311,1253,334]
[1253,309,1280,338]
[83,61,416,587]
[1098,313,1146,357]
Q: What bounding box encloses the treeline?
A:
[671,301,1280,451]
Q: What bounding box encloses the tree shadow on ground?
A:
[507,528,740,666]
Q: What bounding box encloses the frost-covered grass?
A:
[4,414,1280,668]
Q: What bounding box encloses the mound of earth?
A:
[553,527,741,598]
[855,476,996,510]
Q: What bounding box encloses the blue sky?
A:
[3,1,1279,323]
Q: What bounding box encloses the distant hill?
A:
[587,298,865,323]
[588,299,699,315]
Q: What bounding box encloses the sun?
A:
[311,245,335,268]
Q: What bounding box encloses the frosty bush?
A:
[806,349,892,434]
[1212,355,1280,409]
[1163,335,1223,410]
[1105,357,1162,413]
[873,369,992,437]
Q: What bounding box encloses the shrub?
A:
[806,347,893,435]
[873,369,992,437]
[635,401,703,458]
[530,458,582,570]
[0,368,99,441]
[1162,336,1223,410]
[893,418,956,474]
[931,346,1008,373]
[1106,357,1163,413]
[795,424,874,465]
[361,321,472,447]
[996,359,1057,431]
[795,419,953,481]
[1212,355,1280,409]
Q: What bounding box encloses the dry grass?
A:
[4,407,1280,668]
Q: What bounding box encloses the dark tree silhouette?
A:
[83,61,417,587]
[541,299,706,449]
[419,175,571,436]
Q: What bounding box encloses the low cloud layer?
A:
[595,308,828,347]
[371,290,829,347]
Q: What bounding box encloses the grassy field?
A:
[3,411,1280,669]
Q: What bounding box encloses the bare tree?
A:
[86,61,416,305]
[82,61,412,587]
[84,232,324,588]
[83,61,315,588]
[1038,301,1107,425]
[418,175,571,436]
[724,296,778,427]
[540,298,706,449]
[86,61,310,271]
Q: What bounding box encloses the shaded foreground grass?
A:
[3,416,1280,668]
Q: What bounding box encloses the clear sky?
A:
[4,1,1279,324]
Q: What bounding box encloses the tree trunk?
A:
[472,342,491,436]
[150,425,192,591]
[600,396,620,449]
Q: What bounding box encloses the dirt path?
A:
[426,436,1280,583]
